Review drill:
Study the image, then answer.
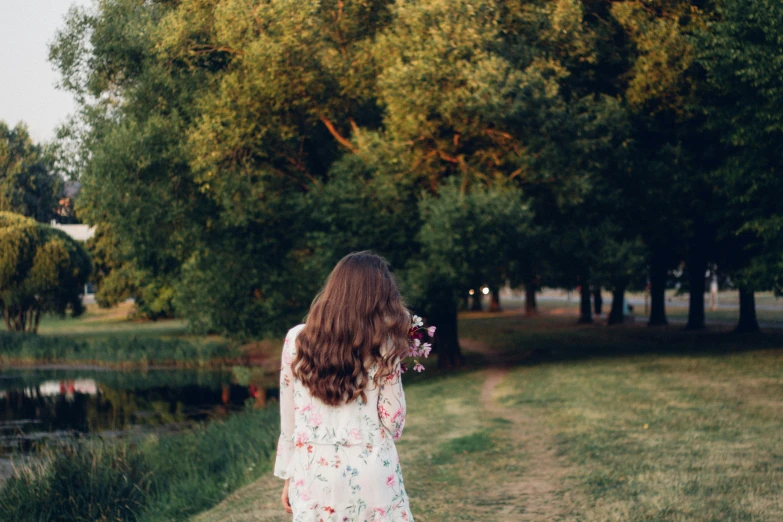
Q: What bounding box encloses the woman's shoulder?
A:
[285,324,306,344]
[287,323,306,337]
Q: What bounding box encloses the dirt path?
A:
[479,363,579,521]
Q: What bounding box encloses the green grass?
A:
[3,307,782,521]
[191,313,783,522]
[0,406,280,522]
[0,331,238,368]
[36,302,192,338]
[498,352,783,520]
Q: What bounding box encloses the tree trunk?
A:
[17,309,25,332]
[578,283,593,324]
[608,285,626,325]
[593,287,603,316]
[432,301,461,369]
[470,293,483,311]
[33,308,41,334]
[524,282,538,316]
[648,253,668,326]
[488,288,502,312]
[686,254,706,330]
[3,308,11,332]
[736,286,760,333]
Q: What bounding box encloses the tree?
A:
[700,0,783,332]
[0,212,91,333]
[413,182,532,368]
[0,122,62,223]
[609,0,717,328]
[51,0,399,337]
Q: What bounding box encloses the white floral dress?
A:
[274,324,414,522]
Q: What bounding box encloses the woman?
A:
[274,251,414,521]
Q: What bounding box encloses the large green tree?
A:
[700,0,783,332]
[412,182,532,367]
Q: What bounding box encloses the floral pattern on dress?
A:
[274,324,413,522]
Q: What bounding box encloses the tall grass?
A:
[0,406,280,521]
[0,332,237,367]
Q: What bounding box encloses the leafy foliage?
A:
[700,0,783,294]
[47,0,783,346]
[0,122,62,223]
[0,212,91,332]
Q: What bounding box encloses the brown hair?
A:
[292,251,410,406]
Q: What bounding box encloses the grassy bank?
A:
[0,303,286,368]
[194,313,783,522]
[0,331,239,368]
[0,405,280,522]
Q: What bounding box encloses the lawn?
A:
[36,301,191,338]
[0,303,256,368]
[193,313,783,522]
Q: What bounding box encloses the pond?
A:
[0,366,279,479]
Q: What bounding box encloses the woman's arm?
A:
[378,363,406,440]
[273,329,297,478]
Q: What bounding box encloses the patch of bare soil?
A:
[480,367,582,521]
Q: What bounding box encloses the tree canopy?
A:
[47,0,783,361]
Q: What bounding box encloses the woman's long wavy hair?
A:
[293,251,410,406]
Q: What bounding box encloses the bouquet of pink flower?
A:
[402,315,435,373]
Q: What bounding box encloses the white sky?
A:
[0,0,92,143]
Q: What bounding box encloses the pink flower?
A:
[295,479,304,488]
[386,475,396,487]
[428,326,436,337]
[295,432,308,447]
[378,405,390,418]
[391,408,404,423]
[301,404,312,413]
[300,489,311,501]
[283,350,293,365]
[372,507,387,521]
[421,343,432,357]
[349,428,362,442]
[413,363,425,372]
[310,412,323,427]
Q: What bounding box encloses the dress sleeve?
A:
[378,363,407,440]
[273,329,297,479]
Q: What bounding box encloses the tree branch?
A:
[319,115,357,153]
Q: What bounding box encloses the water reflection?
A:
[0,368,279,457]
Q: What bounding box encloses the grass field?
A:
[0,303,246,368]
[3,301,783,520]
[36,301,191,338]
[194,313,783,522]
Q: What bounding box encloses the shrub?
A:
[0,212,92,333]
